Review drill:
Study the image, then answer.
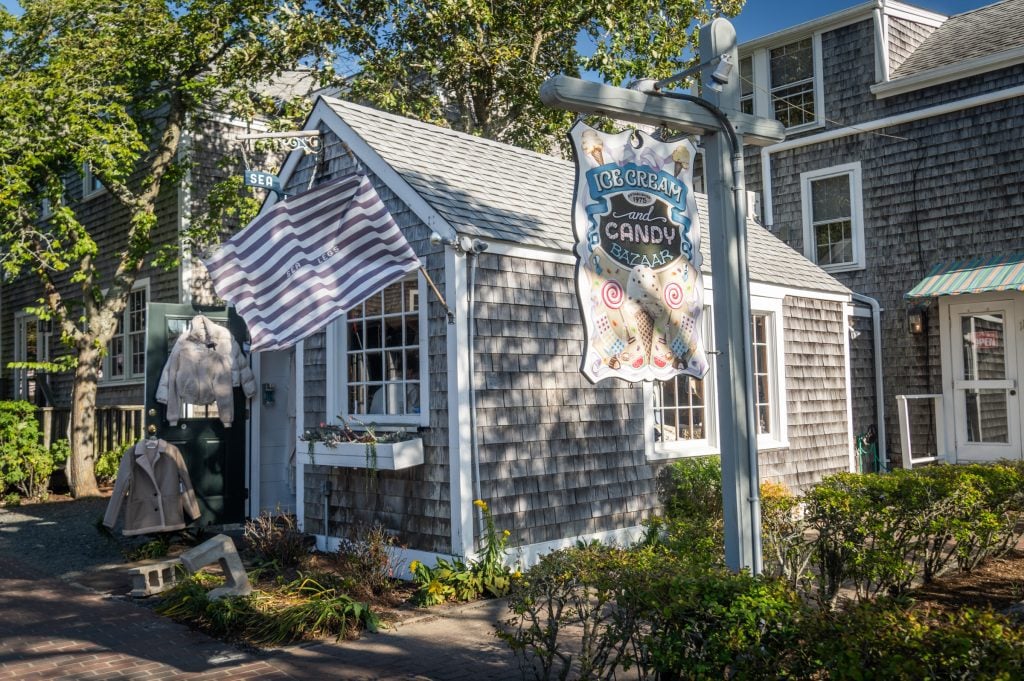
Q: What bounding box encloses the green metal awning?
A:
[906,253,1024,299]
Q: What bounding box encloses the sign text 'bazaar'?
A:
[569,122,708,383]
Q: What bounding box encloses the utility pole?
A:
[539,18,784,572]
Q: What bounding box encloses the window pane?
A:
[654,375,705,442]
[811,175,850,222]
[740,56,753,97]
[769,38,815,127]
[344,278,421,418]
[751,314,772,436]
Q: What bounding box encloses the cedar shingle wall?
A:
[768,52,1024,465]
[472,253,657,546]
[770,297,851,488]
[888,17,938,74]
[293,127,453,553]
[0,144,181,408]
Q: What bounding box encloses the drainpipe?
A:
[466,239,489,549]
[851,292,887,471]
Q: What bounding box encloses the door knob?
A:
[147,424,157,435]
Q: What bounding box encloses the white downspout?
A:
[467,241,488,547]
[851,292,887,471]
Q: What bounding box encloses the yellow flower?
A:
[502,529,511,537]
[473,499,488,511]
[409,560,421,572]
[512,570,522,579]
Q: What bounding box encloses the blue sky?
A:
[732,0,989,42]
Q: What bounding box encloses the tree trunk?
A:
[67,344,102,498]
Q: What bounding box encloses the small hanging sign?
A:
[569,120,708,383]
[244,169,284,197]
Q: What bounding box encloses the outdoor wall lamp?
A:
[429,231,488,254]
[907,305,927,335]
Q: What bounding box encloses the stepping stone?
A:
[179,534,251,600]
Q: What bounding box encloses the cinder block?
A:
[180,534,252,600]
[127,559,182,597]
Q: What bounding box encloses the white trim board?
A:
[872,46,1024,99]
[312,524,648,579]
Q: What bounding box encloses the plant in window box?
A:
[298,418,423,474]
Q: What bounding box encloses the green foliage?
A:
[409,499,516,606]
[0,1,343,497]
[332,0,745,152]
[500,542,635,680]
[243,510,309,570]
[157,571,378,645]
[501,544,802,681]
[0,401,56,500]
[93,443,124,484]
[657,455,723,524]
[780,601,1024,680]
[123,535,172,561]
[805,464,1024,607]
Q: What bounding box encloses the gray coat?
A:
[102,439,201,536]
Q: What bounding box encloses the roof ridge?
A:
[319,95,574,170]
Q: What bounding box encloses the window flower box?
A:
[298,424,423,470]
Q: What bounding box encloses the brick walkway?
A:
[0,555,523,680]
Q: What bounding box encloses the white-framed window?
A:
[82,162,104,199]
[13,313,51,403]
[101,280,148,383]
[740,34,822,131]
[327,274,429,428]
[647,294,787,459]
[739,56,754,116]
[800,162,865,273]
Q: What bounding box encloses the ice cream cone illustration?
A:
[672,145,691,178]
[581,129,605,166]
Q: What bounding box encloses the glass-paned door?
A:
[949,300,1021,461]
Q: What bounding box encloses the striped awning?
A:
[906,252,1024,299]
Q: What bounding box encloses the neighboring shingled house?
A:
[0,74,313,445]
[737,0,1024,469]
[264,96,852,565]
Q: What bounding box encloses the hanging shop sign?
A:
[244,169,284,197]
[569,121,708,383]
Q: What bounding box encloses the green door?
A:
[145,304,249,527]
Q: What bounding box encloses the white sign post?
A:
[540,18,785,573]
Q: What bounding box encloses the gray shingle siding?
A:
[887,16,938,74]
[762,8,1024,466]
[472,253,656,545]
[291,126,454,553]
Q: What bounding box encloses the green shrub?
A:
[94,442,126,484]
[656,455,723,524]
[0,400,55,500]
[500,542,634,681]
[781,601,1024,680]
[620,556,803,680]
[805,464,1024,607]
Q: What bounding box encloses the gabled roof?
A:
[891,0,1024,78]
[316,97,849,297]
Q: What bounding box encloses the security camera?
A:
[709,54,733,86]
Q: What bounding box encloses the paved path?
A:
[0,554,524,681]
[0,498,525,680]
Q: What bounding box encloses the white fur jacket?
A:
[155,314,256,427]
